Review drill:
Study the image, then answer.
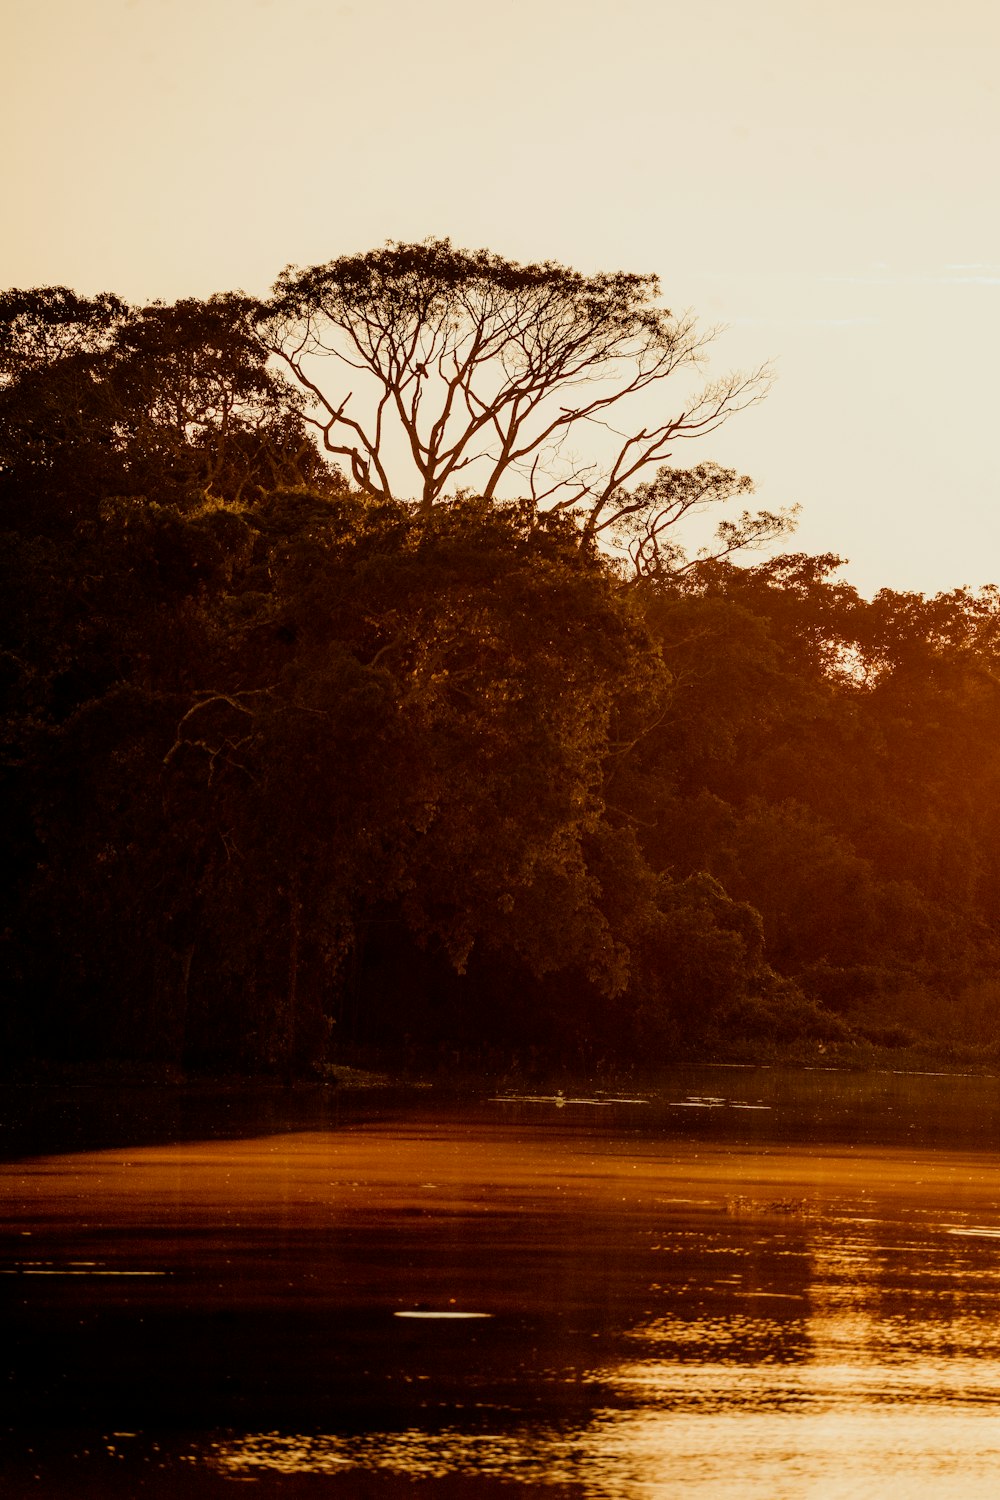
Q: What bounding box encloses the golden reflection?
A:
[210,1401,1000,1497]
[205,1166,1000,1495]
[211,1427,588,1484]
[10,1122,1000,1495]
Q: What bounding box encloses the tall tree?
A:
[262,240,777,548]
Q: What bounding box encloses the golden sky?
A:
[4,0,999,595]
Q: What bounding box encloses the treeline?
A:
[3,255,1000,1074]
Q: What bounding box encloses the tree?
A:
[149,493,673,1068]
[614,463,795,583]
[0,285,129,382]
[262,239,774,545]
[21,260,954,1071]
[107,295,331,504]
[0,289,332,535]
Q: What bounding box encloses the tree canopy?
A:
[4,250,999,1076]
[0,288,330,536]
[262,239,784,553]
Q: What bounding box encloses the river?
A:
[3,1067,1000,1496]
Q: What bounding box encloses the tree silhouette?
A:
[0,290,332,534]
[263,239,772,543]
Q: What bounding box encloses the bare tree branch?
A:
[260,240,773,546]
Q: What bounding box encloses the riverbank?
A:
[3,1050,1000,1162]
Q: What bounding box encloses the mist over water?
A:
[4,1071,1000,1497]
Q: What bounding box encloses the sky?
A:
[4,0,999,596]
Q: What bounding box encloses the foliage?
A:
[0,288,332,537]
[620,556,1000,1047]
[4,254,1000,1074]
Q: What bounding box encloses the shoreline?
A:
[3,1054,1000,1162]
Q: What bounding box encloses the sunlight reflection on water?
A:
[210,1402,1000,1498]
[204,1177,1000,1497]
[7,1104,1000,1496]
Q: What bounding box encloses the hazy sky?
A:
[5,0,999,595]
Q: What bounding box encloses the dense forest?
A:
[3,244,1000,1076]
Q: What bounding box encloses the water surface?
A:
[3,1075,1000,1496]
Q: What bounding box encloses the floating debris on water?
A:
[491,1093,649,1106]
[394,1310,492,1320]
[669,1095,771,1111]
